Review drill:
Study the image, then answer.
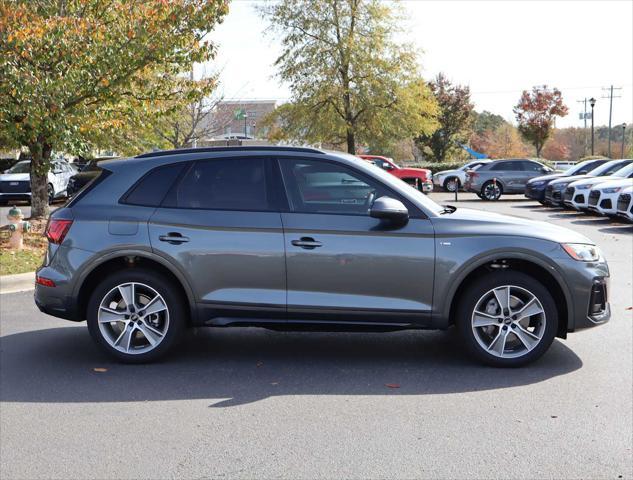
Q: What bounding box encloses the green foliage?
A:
[408,161,468,174]
[0,0,229,217]
[415,73,474,162]
[471,110,508,135]
[260,0,439,154]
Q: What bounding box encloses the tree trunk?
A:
[28,141,52,219]
[346,128,356,154]
[535,142,542,158]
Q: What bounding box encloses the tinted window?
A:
[602,161,632,176]
[163,158,269,211]
[521,161,544,172]
[490,161,520,171]
[123,163,185,207]
[280,159,389,215]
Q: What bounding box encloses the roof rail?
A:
[135,146,324,159]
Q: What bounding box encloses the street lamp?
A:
[621,123,627,159]
[589,97,596,155]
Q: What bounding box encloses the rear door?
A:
[148,157,287,321]
[278,157,435,326]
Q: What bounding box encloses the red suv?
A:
[358,155,433,193]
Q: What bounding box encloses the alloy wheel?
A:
[445,178,459,192]
[97,282,170,355]
[471,285,546,358]
[483,183,501,200]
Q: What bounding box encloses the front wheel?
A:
[444,177,460,192]
[87,269,186,363]
[455,271,558,367]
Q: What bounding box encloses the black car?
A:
[66,158,115,196]
[525,159,608,204]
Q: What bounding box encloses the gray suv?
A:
[464,158,554,200]
[35,147,610,367]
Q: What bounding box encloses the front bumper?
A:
[525,185,546,201]
[544,186,566,206]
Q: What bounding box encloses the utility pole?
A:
[577,98,588,156]
[602,85,622,158]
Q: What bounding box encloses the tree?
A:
[470,124,529,159]
[513,85,568,158]
[259,0,438,154]
[0,0,229,217]
[471,110,507,135]
[415,73,474,162]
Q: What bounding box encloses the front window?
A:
[610,164,633,178]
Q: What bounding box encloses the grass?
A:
[0,220,48,276]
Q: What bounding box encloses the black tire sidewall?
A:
[455,270,558,367]
[87,268,186,363]
[444,177,460,192]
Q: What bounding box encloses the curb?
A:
[0,271,35,295]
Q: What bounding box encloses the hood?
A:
[527,173,565,184]
[0,173,30,182]
[592,178,633,190]
[435,169,458,176]
[549,174,594,186]
[432,207,592,244]
[569,176,615,188]
[399,166,430,174]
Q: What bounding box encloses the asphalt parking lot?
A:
[1,192,631,480]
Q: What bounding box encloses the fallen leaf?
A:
[385,383,400,389]
[93,367,108,373]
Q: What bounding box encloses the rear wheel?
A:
[455,271,558,367]
[87,269,186,363]
[481,181,502,201]
[443,177,460,192]
[47,184,55,204]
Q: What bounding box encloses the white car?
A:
[0,160,77,205]
[433,159,492,192]
[587,177,633,216]
[616,186,633,222]
[563,161,633,211]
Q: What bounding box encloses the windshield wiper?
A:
[440,204,457,215]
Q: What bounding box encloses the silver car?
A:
[464,158,554,200]
[34,147,609,367]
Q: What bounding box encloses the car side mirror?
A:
[370,196,409,225]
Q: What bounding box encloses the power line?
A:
[602,85,622,157]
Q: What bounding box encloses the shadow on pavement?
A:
[0,326,582,407]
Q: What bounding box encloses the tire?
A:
[47,184,55,204]
[455,271,558,367]
[443,177,460,192]
[87,268,187,363]
[481,180,502,201]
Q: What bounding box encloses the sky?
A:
[204,0,633,129]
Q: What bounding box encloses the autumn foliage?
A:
[513,85,568,158]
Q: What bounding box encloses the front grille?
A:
[588,190,600,206]
[0,180,30,193]
[588,280,607,317]
[552,191,561,201]
[617,193,631,212]
[564,187,574,202]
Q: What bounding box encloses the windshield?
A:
[563,161,589,175]
[6,161,30,174]
[611,163,633,178]
[587,160,632,177]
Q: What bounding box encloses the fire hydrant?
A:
[6,206,30,251]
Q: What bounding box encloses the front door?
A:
[149,157,286,321]
[278,157,435,326]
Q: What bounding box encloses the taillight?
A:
[46,219,73,244]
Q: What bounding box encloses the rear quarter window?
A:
[121,163,186,207]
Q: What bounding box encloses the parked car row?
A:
[525,159,633,221]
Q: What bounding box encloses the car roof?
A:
[135,146,325,159]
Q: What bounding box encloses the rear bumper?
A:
[0,192,31,201]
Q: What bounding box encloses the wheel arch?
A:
[74,249,197,326]
[443,251,572,339]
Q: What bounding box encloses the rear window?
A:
[122,163,185,207]
[162,158,270,211]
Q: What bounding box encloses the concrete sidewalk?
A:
[0,272,35,295]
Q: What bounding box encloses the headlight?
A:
[562,243,602,261]
[576,184,593,190]
[602,186,622,194]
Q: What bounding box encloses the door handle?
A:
[291,237,323,249]
[159,232,190,245]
